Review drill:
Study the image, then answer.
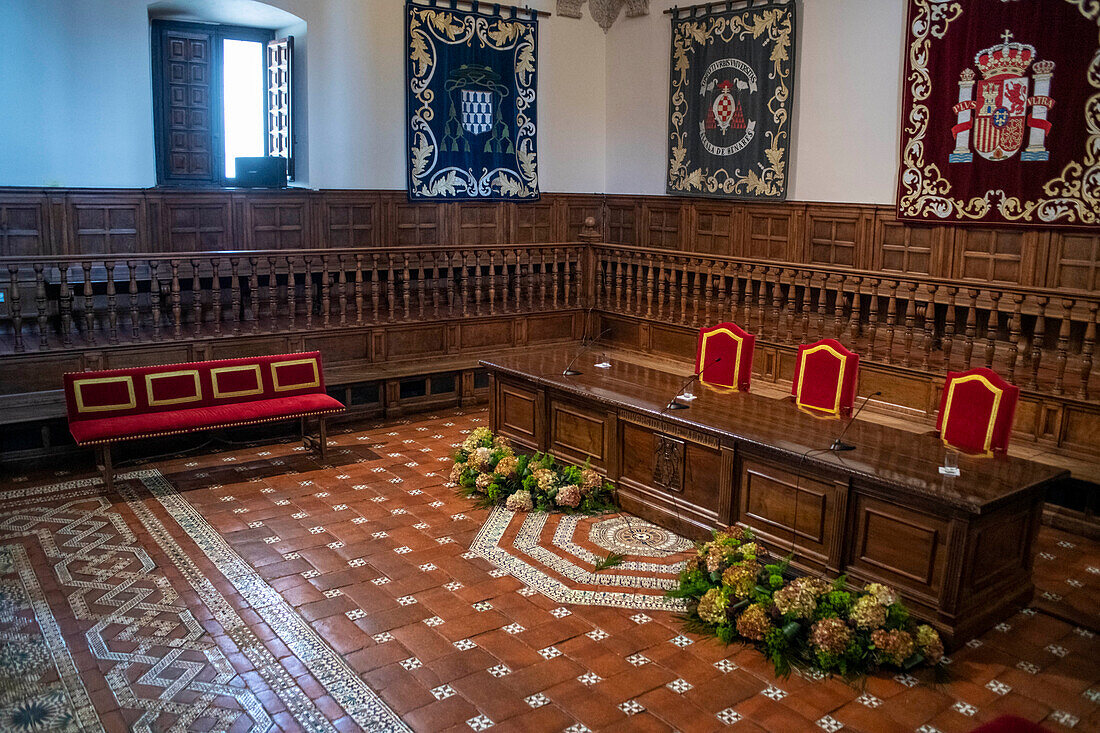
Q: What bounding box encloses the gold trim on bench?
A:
[73,376,137,414]
[271,358,321,392]
[211,365,264,399]
[145,370,203,407]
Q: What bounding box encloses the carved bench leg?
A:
[96,444,114,491]
[319,416,329,462]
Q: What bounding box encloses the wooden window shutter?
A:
[152,21,220,185]
[266,36,294,179]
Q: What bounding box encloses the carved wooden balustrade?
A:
[593,245,1100,401]
[0,244,584,354]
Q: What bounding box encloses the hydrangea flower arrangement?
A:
[451,427,617,514]
[670,525,945,678]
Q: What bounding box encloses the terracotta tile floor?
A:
[1,407,1098,732]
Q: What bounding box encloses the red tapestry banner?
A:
[897,0,1099,229]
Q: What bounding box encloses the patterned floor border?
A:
[133,469,413,733]
[470,507,689,612]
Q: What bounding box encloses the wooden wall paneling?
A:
[742,203,795,261]
[160,192,232,251]
[804,204,862,268]
[604,197,639,245]
[872,212,944,277]
[323,192,381,249]
[455,202,504,245]
[952,226,1038,286]
[243,192,309,249]
[389,198,442,246]
[0,193,50,257]
[1047,229,1100,293]
[692,202,733,255]
[640,200,682,250]
[509,201,555,243]
[66,193,148,255]
[562,195,603,240]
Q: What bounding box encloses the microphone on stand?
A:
[828,391,882,452]
[562,328,611,376]
[664,356,721,411]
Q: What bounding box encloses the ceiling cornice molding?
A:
[556,0,650,32]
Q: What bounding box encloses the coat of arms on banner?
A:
[666,1,795,199]
[406,2,538,201]
[898,0,1097,228]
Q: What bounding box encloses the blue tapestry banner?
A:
[666,1,795,199]
[406,2,539,201]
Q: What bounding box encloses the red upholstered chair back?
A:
[791,339,860,417]
[695,323,755,392]
[936,367,1019,455]
[64,352,329,423]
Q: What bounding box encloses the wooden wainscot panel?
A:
[391,201,441,246]
[735,455,845,572]
[847,493,948,602]
[617,415,724,540]
[459,318,514,350]
[873,214,943,277]
[952,227,1036,286]
[742,204,796,261]
[104,345,192,368]
[67,195,147,255]
[1060,405,1100,456]
[804,205,863,268]
[1048,229,1100,292]
[548,394,611,471]
[527,312,574,343]
[303,332,370,365]
[161,194,232,252]
[599,314,643,351]
[496,377,542,450]
[324,194,381,248]
[510,202,554,244]
[0,356,84,395]
[605,200,638,245]
[692,203,733,255]
[641,201,682,250]
[454,203,504,246]
[0,193,50,257]
[649,323,696,361]
[386,324,446,358]
[209,337,291,360]
[244,194,309,250]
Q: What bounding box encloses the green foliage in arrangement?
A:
[668,525,946,678]
[594,552,626,572]
[451,427,618,514]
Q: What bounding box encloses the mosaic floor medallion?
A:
[470,508,693,611]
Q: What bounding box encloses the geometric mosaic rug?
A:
[470,508,693,613]
[0,469,409,733]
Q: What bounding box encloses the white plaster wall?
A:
[0,0,607,192]
[604,0,908,203]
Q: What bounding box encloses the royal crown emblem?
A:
[949,30,1055,163]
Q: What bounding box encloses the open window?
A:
[151,19,294,186]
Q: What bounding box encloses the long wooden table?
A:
[481,347,1068,646]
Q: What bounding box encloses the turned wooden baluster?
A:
[832,274,847,339]
[569,249,581,308]
[763,267,777,339]
[883,280,898,364]
[1030,297,1048,389]
[170,259,183,338]
[717,262,731,318]
[984,291,1001,369]
[903,282,917,366]
[355,254,365,325]
[488,250,498,315]
[472,250,483,315]
[370,253,380,322]
[866,278,880,359]
[59,263,73,346]
[654,256,667,319]
[398,253,410,320]
[641,254,653,318]
[505,250,517,311]
[552,249,563,310]
[7,265,23,352]
[738,266,753,329]
[448,252,460,314]
[453,252,465,316]
[771,269,786,340]
[679,260,691,324]
[781,270,795,344]
[302,256,314,330]
[318,255,331,327]
[709,261,722,326]
[758,267,771,337]
[385,254,397,321]
[265,256,279,329]
[630,255,642,315]
[191,259,203,337]
[82,261,95,343]
[102,260,119,344]
[691,259,703,327]
[431,252,443,317]
[211,258,223,334]
[415,252,427,319]
[1007,294,1024,383]
[962,288,979,368]
[526,249,537,309]
[1080,302,1097,400]
[800,272,813,343]
[285,256,296,329]
[814,272,829,337]
[246,257,259,331]
[33,263,49,349]
[126,260,139,341]
[847,277,863,346]
[149,261,162,341]
[1054,298,1073,395]
[922,284,938,369]
[607,254,619,312]
[533,249,544,310]
[335,255,347,326]
[942,287,958,370]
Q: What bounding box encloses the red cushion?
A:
[969,715,1050,733]
[69,393,343,445]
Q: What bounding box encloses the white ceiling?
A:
[148,0,303,29]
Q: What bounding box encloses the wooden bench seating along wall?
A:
[63,351,344,488]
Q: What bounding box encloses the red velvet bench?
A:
[64,351,344,489]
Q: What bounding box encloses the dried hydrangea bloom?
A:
[685,554,701,573]
[554,484,582,508]
[871,628,915,666]
[915,625,944,663]
[579,467,602,494]
[735,603,772,641]
[810,617,852,655]
[462,426,492,451]
[495,455,519,477]
[697,587,729,624]
[715,525,748,543]
[773,580,818,619]
[469,446,494,471]
[449,462,467,483]
[704,544,728,574]
[797,577,832,597]
[475,473,492,491]
[865,582,899,607]
[533,468,556,491]
[850,594,888,629]
[737,542,759,558]
[505,489,534,512]
[721,561,760,599]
